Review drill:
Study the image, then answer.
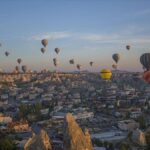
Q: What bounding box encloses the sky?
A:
[0,0,150,72]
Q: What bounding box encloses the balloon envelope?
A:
[69,59,74,64]
[100,69,112,80]
[126,45,130,50]
[55,48,60,54]
[143,71,150,84]
[90,61,94,66]
[112,64,117,69]
[140,53,150,71]
[112,53,120,64]
[17,58,22,64]
[22,65,27,73]
[15,66,19,72]
[53,58,58,66]
[41,39,48,47]
[41,48,46,54]
[76,64,81,70]
[5,51,9,56]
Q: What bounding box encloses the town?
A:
[0,71,150,150]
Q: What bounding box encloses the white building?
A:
[0,114,12,124]
[118,120,139,131]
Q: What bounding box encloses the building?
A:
[118,120,139,131]
[8,120,30,132]
[0,114,12,124]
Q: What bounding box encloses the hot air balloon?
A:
[53,58,58,67]
[17,58,22,64]
[41,39,48,47]
[143,71,150,84]
[140,53,150,71]
[69,59,74,64]
[100,69,112,80]
[5,51,9,56]
[15,66,19,72]
[55,48,60,54]
[112,64,117,70]
[112,53,120,64]
[22,65,27,73]
[90,61,94,66]
[76,64,81,71]
[41,48,46,54]
[126,45,130,50]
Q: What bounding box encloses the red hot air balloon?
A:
[143,71,150,84]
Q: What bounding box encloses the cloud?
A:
[131,37,150,44]
[77,31,150,44]
[29,28,150,45]
[30,31,71,40]
[78,34,121,43]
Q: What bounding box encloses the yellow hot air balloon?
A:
[100,69,112,80]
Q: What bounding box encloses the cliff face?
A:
[24,129,52,150]
[63,113,93,150]
[132,129,146,146]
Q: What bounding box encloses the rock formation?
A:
[132,128,146,146]
[63,113,93,150]
[24,129,52,150]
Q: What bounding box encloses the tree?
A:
[34,102,42,114]
[120,143,130,150]
[19,103,28,119]
[0,134,17,150]
[108,143,114,150]
[136,115,146,129]
[34,102,42,120]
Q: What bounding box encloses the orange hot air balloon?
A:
[143,71,150,84]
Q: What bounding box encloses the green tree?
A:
[108,143,114,150]
[19,103,28,119]
[0,135,17,150]
[136,115,146,129]
[120,143,130,150]
[34,102,42,114]
[103,141,108,148]
[33,102,42,119]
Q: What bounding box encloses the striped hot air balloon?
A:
[140,53,150,71]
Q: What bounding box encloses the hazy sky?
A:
[0,0,150,72]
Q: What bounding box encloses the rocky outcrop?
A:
[132,129,146,146]
[24,129,52,150]
[63,113,93,150]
